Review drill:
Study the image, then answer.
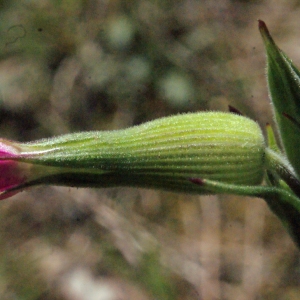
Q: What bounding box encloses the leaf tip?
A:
[258,19,275,47]
[228,105,243,116]
[258,19,267,31]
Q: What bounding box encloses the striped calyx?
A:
[12,112,266,195]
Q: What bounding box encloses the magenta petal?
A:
[0,140,20,158]
[0,140,27,199]
[0,190,19,200]
[0,160,26,191]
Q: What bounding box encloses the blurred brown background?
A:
[0,1,299,299]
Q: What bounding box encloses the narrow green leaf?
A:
[266,123,280,153]
[259,20,300,177]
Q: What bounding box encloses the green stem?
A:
[265,147,300,197]
[190,177,300,248]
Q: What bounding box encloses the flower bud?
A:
[0,112,266,199]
